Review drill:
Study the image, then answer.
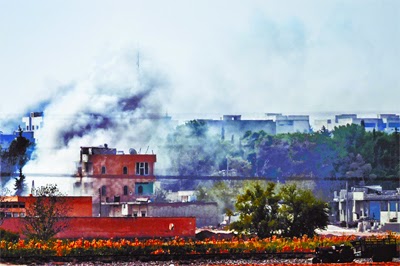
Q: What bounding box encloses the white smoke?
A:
[23,49,169,193]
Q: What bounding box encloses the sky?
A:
[1,0,399,121]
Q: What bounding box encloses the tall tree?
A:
[5,127,34,194]
[230,182,280,238]
[279,183,329,237]
[23,184,71,240]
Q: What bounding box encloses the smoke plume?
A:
[22,49,169,193]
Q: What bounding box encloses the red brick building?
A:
[74,145,157,216]
[0,195,92,218]
[1,195,196,239]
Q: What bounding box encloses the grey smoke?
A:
[24,49,169,186]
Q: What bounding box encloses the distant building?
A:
[197,113,310,140]
[265,113,311,134]
[332,185,400,232]
[199,115,276,141]
[314,113,400,133]
[22,112,44,136]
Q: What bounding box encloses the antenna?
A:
[136,51,140,73]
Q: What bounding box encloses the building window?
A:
[138,185,143,194]
[123,185,128,195]
[123,166,128,175]
[101,185,107,196]
[136,162,149,175]
[101,166,106,174]
[141,211,146,217]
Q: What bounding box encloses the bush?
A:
[0,228,19,242]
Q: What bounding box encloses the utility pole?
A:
[99,188,102,217]
[346,181,349,228]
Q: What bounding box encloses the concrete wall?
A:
[148,202,219,228]
[1,217,196,239]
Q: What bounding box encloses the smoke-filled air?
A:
[24,50,169,180]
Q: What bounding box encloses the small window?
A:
[123,185,128,195]
[101,185,107,196]
[20,212,25,217]
[123,166,128,175]
[138,185,143,194]
[141,211,146,217]
[101,166,106,174]
[133,211,138,217]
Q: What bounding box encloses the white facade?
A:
[334,185,400,229]
[22,112,44,133]
[266,113,310,134]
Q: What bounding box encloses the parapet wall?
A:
[1,217,196,239]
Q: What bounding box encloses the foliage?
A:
[0,228,19,242]
[23,184,72,241]
[1,234,386,261]
[278,183,330,237]
[0,127,34,195]
[230,182,280,238]
[231,182,329,238]
[196,181,243,214]
[163,121,399,181]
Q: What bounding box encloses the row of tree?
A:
[161,121,399,180]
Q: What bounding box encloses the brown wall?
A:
[1,217,196,239]
[89,154,156,176]
[0,196,92,217]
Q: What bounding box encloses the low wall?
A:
[1,217,196,239]
[148,202,219,227]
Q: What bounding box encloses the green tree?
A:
[231,182,329,238]
[278,183,329,237]
[230,182,280,238]
[23,184,71,240]
[4,127,34,194]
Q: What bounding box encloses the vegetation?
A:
[23,184,72,241]
[1,234,381,261]
[162,121,399,180]
[0,228,19,242]
[230,182,329,238]
[0,127,34,195]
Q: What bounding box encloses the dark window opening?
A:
[123,185,128,195]
[138,185,143,194]
[101,185,107,196]
[101,166,106,174]
[123,166,128,174]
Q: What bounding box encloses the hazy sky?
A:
[1,0,399,119]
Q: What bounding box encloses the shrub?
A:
[0,228,19,242]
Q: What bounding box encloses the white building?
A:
[22,112,44,138]
[265,113,310,134]
[333,185,400,231]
